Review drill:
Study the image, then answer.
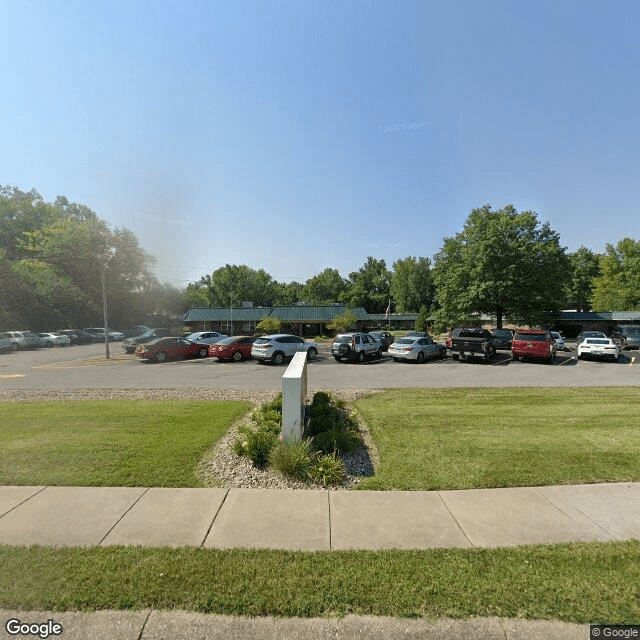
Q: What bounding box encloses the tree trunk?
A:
[496,306,503,329]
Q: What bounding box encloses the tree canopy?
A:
[591,238,640,311]
[344,257,391,314]
[432,204,569,328]
[566,247,601,312]
[390,256,435,313]
[0,186,179,330]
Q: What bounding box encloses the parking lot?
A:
[0,341,638,391]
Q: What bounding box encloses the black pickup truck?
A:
[449,328,497,363]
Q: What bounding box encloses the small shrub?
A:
[264,394,283,413]
[254,415,281,435]
[244,429,278,466]
[313,427,362,455]
[310,454,344,486]
[311,391,331,407]
[233,437,247,457]
[269,439,313,480]
[260,408,282,423]
[307,411,340,436]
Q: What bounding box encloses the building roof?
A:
[183,307,271,322]
[183,305,368,323]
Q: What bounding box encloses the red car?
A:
[208,336,256,361]
[135,337,209,362]
[511,330,557,363]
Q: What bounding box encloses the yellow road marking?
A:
[0,373,27,378]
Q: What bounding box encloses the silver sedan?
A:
[388,336,447,363]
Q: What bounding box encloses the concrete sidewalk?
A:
[0,482,638,549]
[0,610,591,639]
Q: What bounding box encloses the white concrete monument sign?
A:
[281,351,308,442]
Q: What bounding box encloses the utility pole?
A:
[101,260,110,359]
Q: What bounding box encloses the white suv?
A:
[251,334,318,365]
[331,332,382,363]
[6,331,42,350]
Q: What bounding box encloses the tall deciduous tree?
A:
[566,247,601,312]
[344,257,391,313]
[196,264,277,308]
[0,186,161,330]
[591,238,640,311]
[302,268,348,304]
[432,205,569,328]
[390,256,435,313]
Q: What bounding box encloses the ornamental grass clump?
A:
[313,426,362,455]
[310,453,344,486]
[269,439,313,480]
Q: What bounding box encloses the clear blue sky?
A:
[3,0,639,287]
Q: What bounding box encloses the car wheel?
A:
[485,350,494,364]
[452,354,459,361]
[417,351,425,363]
[512,353,519,361]
[438,348,446,359]
[376,349,382,359]
[357,351,365,363]
[307,347,318,361]
[272,351,285,365]
[232,350,242,362]
[45,341,53,348]
[156,351,168,362]
[10,343,18,351]
[334,355,342,362]
[392,357,399,362]
[198,347,208,358]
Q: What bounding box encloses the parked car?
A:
[185,331,228,345]
[388,335,446,363]
[38,332,71,347]
[209,336,256,361]
[578,337,620,361]
[56,329,96,345]
[252,334,318,365]
[511,330,557,363]
[368,330,394,351]
[612,325,640,350]
[122,329,173,353]
[5,331,42,350]
[491,328,513,350]
[449,328,497,363]
[575,330,607,346]
[83,327,125,342]
[0,333,12,353]
[135,337,209,362]
[550,331,566,351]
[122,325,152,338]
[331,332,382,363]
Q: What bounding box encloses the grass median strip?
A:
[353,387,640,490]
[0,400,250,487]
[0,542,638,622]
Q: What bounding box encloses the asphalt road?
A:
[1,342,639,391]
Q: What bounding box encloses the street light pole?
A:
[101,259,110,359]
[230,295,233,336]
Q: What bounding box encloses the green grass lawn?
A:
[1,542,638,622]
[0,400,250,487]
[353,387,640,490]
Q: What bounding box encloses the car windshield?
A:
[253,338,270,345]
[493,330,512,337]
[621,327,640,335]
[586,339,610,344]
[334,335,352,343]
[395,338,416,345]
[216,337,237,345]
